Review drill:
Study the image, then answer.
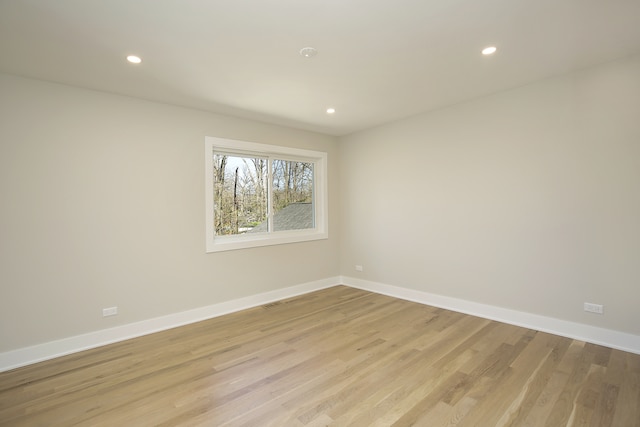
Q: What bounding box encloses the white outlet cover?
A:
[102,307,118,317]
[583,302,604,314]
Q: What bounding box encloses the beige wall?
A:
[2,52,639,356]
[0,74,340,352]
[339,53,640,335]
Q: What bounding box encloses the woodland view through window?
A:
[205,137,328,252]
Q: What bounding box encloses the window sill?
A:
[205,229,328,253]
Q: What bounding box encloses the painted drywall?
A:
[0,74,340,352]
[339,53,640,335]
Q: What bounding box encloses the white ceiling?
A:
[2,0,640,136]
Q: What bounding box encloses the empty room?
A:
[1,1,640,426]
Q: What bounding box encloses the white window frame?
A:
[205,136,328,252]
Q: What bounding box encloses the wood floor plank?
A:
[609,352,640,427]
[496,335,571,426]
[1,285,639,426]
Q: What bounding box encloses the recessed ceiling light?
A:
[482,46,497,55]
[299,47,318,58]
[326,108,336,114]
[126,55,142,64]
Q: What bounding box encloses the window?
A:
[205,136,328,252]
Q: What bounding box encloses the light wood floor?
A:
[1,286,639,426]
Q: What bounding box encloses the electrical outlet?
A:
[102,306,118,317]
[355,265,363,272]
[584,302,603,315]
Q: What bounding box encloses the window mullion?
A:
[267,157,274,233]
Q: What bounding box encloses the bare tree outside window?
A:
[271,160,314,231]
[212,155,314,235]
[213,154,268,235]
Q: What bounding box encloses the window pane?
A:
[271,160,314,231]
[213,154,268,235]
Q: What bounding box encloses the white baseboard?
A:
[341,276,640,355]
[0,277,339,372]
[4,275,638,372]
